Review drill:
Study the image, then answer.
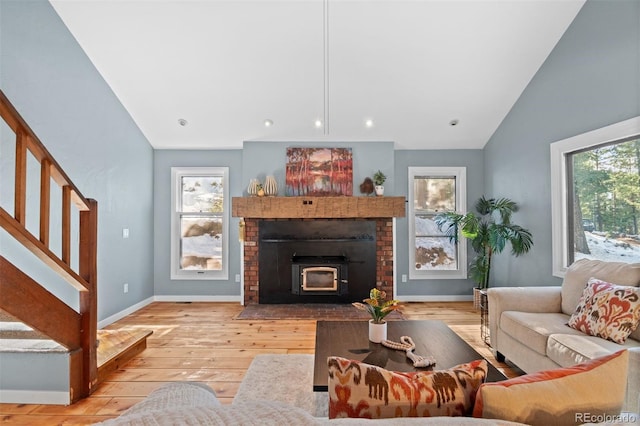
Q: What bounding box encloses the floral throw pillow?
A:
[327,356,487,419]
[567,277,640,344]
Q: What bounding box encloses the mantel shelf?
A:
[232,196,406,219]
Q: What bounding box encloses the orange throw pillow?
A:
[473,350,629,425]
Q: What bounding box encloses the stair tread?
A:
[0,338,67,353]
[97,328,153,367]
[0,321,50,340]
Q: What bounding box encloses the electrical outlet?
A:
[123,283,129,293]
[401,274,407,282]
[235,274,241,282]
[122,228,129,239]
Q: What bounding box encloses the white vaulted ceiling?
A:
[49,0,585,150]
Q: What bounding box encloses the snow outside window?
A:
[408,167,467,280]
[551,117,640,277]
[171,167,229,280]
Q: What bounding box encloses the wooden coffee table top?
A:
[313,320,505,391]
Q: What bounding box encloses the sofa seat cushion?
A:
[547,333,640,368]
[500,312,584,356]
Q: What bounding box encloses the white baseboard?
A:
[397,295,474,302]
[98,296,154,328]
[153,295,242,303]
[98,295,242,328]
[0,389,69,405]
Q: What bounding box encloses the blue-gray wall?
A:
[0,0,155,319]
[153,150,243,297]
[394,150,484,298]
[483,0,640,288]
[241,141,395,197]
[152,142,396,299]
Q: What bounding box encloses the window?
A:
[551,117,640,277]
[408,167,467,279]
[171,167,229,280]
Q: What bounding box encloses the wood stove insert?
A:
[291,254,349,295]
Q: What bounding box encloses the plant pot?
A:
[374,185,384,196]
[473,288,486,310]
[368,319,387,343]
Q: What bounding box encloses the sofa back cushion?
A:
[561,259,640,316]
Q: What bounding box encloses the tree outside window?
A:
[171,167,229,280]
[408,167,467,280]
[570,138,640,264]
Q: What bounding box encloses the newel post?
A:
[78,198,98,400]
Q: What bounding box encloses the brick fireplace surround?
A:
[232,196,406,305]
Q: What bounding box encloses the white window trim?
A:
[408,166,467,280]
[550,116,640,278]
[171,166,229,280]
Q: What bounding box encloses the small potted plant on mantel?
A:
[373,170,386,196]
[434,196,533,309]
[353,288,401,343]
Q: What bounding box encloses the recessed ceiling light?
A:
[178,118,188,126]
[264,119,273,127]
[449,119,459,126]
[314,119,323,128]
[365,119,374,128]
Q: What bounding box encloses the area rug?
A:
[235,303,406,321]
[233,354,328,417]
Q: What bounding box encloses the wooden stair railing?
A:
[0,90,98,403]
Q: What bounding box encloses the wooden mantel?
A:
[232,196,406,219]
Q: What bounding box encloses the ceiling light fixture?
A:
[178,118,188,126]
[264,119,274,127]
[449,119,459,126]
[314,119,323,128]
[365,119,374,128]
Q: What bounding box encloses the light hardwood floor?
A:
[0,301,520,425]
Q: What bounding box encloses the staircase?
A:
[0,90,151,405]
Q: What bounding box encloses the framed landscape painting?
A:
[285,147,353,196]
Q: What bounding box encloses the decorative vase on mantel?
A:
[368,320,387,343]
[247,179,260,196]
[263,175,278,196]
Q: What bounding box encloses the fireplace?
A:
[258,220,375,303]
[232,196,405,305]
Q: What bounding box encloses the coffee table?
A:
[313,320,506,391]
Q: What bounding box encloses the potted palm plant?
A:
[434,196,533,308]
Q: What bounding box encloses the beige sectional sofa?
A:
[488,259,640,413]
